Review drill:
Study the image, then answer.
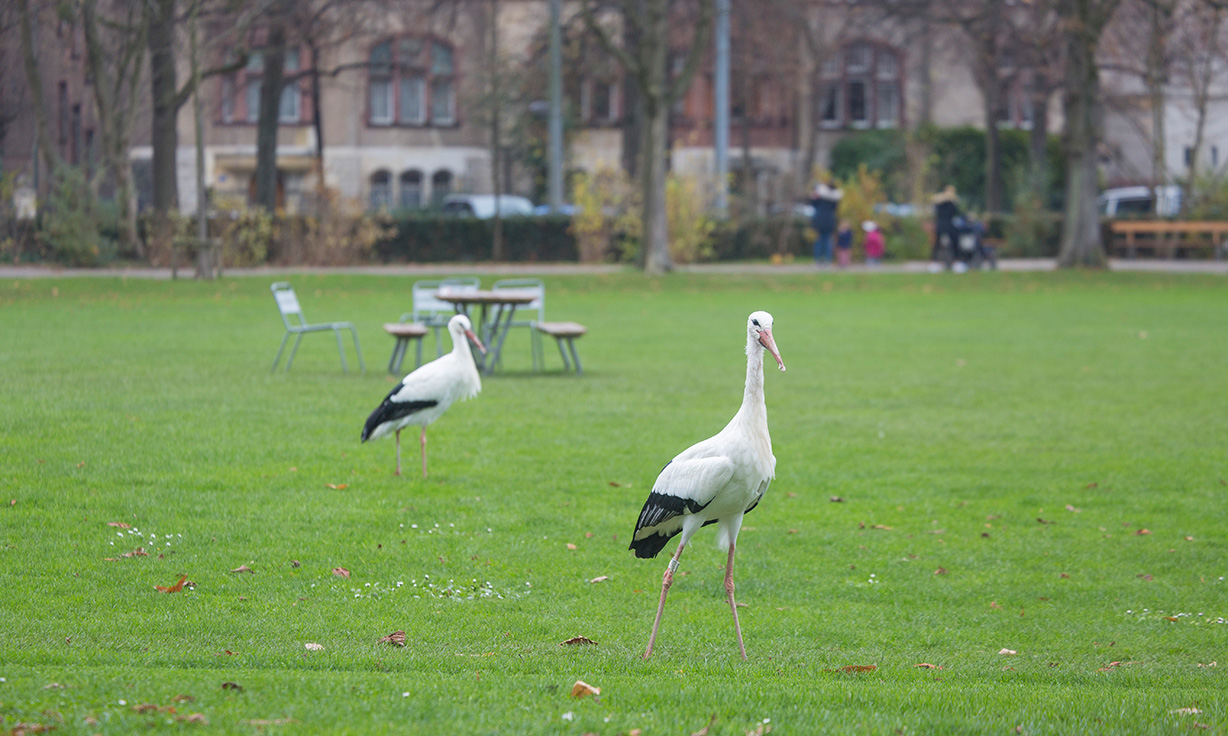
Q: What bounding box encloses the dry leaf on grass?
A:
[990,601,1003,610]
[106,522,131,529]
[131,704,160,714]
[1137,528,1152,536]
[871,524,893,531]
[570,680,600,698]
[999,648,1018,655]
[155,575,188,593]
[1170,708,1203,715]
[378,631,406,647]
[9,722,55,735]
[304,642,324,651]
[171,694,195,703]
[934,567,948,575]
[325,483,348,490]
[221,682,244,692]
[691,714,717,736]
[559,636,598,646]
[177,713,209,724]
[332,567,350,578]
[839,664,877,673]
[230,565,254,574]
[914,663,942,669]
[42,682,64,689]
[1097,660,1140,672]
[589,576,609,584]
[830,496,844,503]
[747,722,773,736]
[566,543,577,550]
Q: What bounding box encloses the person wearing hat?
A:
[809,179,843,265]
[931,185,962,263]
[862,220,884,265]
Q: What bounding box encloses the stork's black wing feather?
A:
[360,389,439,441]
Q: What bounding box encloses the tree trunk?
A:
[1146,2,1167,192]
[255,15,288,211]
[489,0,503,261]
[984,80,1004,212]
[149,0,179,214]
[16,0,65,179]
[621,21,642,179]
[1028,70,1050,205]
[642,99,671,274]
[1057,29,1106,268]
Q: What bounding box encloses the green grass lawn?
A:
[1,270,1226,735]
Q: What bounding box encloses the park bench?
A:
[1109,221,1228,260]
[535,321,587,374]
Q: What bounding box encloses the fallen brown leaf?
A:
[132,704,160,714]
[155,575,188,593]
[1037,518,1053,525]
[1097,660,1140,672]
[559,636,598,646]
[1136,528,1152,535]
[230,565,254,574]
[325,483,348,490]
[331,567,350,578]
[691,714,717,736]
[378,631,406,647]
[570,680,600,698]
[934,567,948,575]
[106,522,132,529]
[42,682,64,689]
[999,648,1017,655]
[589,575,609,584]
[608,481,622,487]
[1060,573,1070,578]
[171,695,195,703]
[1169,707,1202,715]
[1137,573,1153,581]
[9,722,55,735]
[1197,662,1217,667]
[1085,482,1099,489]
[566,543,577,550]
[747,724,773,736]
[304,642,324,651]
[830,496,844,503]
[787,529,799,534]
[584,532,594,538]
[177,713,209,724]
[291,560,301,567]
[990,601,1003,609]
[221,682,243,691]
[914,663,941,669]
[871,524,893,531]
[1065,505,1081,513]
[839,664,877,673]
[213,650,235,656]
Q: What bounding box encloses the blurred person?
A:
[809,179,842,265]
[835,219,853,268]
[862,220,884,265]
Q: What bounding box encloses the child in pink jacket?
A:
[863,220,884,265]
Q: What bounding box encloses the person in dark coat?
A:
[931,185,962,262]
[809,180,843,265]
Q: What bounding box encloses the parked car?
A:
[440,194,535,219]
[531,203,577,216]
[1098,185,1183,217]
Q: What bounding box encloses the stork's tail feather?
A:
[628,531,675,559]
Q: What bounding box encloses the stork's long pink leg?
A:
[420,427,428,479]
[725,542,747,660]
[394,430,402,476]
[643,541,686,659]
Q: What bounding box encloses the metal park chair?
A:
[491,277,545,371]
[270,282,364,374]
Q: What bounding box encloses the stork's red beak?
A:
[758,329,785,372]
[465,329,487,355]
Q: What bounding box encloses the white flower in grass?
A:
[561,712,575,722]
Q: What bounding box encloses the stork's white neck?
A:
[734,333,768,429]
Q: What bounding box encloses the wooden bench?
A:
[535,321,587,374]
[382,322,429,375]
[1109,221,1228,259]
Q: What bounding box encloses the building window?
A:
[369,37,458,127]
[221,47,306,125]
[997,78,1035,130]
[819,41,902,129]
[370,170,392,210]
[431,170,453,206]
[399,170,423,209]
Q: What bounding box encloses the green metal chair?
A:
[492,277,545,371]
[270,282,364,374]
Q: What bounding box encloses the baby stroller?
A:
[938,216,997,272]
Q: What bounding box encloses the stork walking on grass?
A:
[361,314,485,478]
[629,311,786,660]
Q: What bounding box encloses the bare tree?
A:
[1171,0,1227,205]
[581,0,713,274]
[1057,0,1124,268]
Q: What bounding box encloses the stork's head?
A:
[748,310,785,372]
[448,314,487,354]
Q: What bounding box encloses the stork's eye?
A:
[752,319,760,327]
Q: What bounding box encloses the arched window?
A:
[370,170,392,210]
[431,170,452,206]
[368,37,458,127]
[819,42,902,129]
[399,170,423,209]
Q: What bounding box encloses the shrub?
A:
[374,215,577,262]
[40,168,114,266]
[709,217,811,261]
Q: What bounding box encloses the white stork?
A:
[361,314,485,478]
[629,310,785,660]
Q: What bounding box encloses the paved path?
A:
[1,258,1224,279]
